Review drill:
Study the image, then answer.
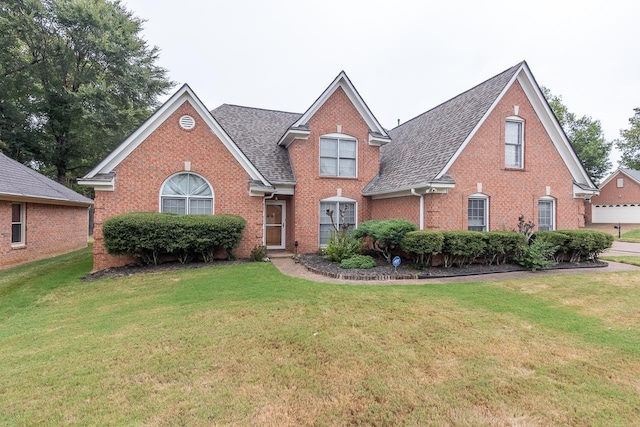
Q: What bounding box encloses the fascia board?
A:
[292,72,388,138]
[83,85,270,187]
[434,64,522,180]
[517,65,595,188]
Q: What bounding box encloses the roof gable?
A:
[81,84,270,188]
[364,61,597,196]
[599,168,640,189]
[0,154,93,206]
[279,71,390,147]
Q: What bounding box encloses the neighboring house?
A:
[589,168,640,223]
[80,61,598,270]
[0,153,93,269]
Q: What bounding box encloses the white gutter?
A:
[410,188,424,230]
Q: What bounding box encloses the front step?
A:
[267,251,295,259]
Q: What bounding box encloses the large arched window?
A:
[160,173,213,215]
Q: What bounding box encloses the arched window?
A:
[538,196,555,231]
[468,193,489,231]
[160,173,213,215]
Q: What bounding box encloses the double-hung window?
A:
[160,173,213,215]
[11,203,25,246]
[468,195,488,231]
[538,198,555,231]
[505,119,524,168]
[320,136,356,177]
[319,200,356,246]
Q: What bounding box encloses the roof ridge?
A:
[213,103,301,116]
[393,61,524,130]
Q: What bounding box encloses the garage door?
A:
[591,204,640,223]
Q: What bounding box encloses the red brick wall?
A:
[287,87,379,253]
[370,81,585,231]
[591,172,640,205]
[0,201,89,269]
[92,101,264,270]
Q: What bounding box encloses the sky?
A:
[121,0,639,165]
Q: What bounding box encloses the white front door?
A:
[265,201,286,249]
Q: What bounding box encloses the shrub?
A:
[325,232,363,262]
[515,237,556,271]
[555,230,613,262]
[484,232,526,265]
[250,245,268,262]
[441,231,486,267]
[353,219,417,263]
[401,230,444,268]
[533,231,569,263]
[340,254,376,269]
[102,212,246,264]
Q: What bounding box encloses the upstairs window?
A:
[505,119,524,168]
[320,136,356,177]
[160,173,213,215]
[11,203,25,246]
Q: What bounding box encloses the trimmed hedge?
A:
[353,219,417,263]
[102,212,246,265]
[534,230,613,263]
[441,231,486,267]
[484,232,526,265]
[401,230,444,267]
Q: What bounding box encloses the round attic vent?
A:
[179,115,196,130]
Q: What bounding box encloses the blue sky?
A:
[122,0,639,165]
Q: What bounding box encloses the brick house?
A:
[1,153,93,269]
[80,61,598,270]
[589,168,640,223]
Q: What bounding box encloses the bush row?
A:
[534,230,614,263]
[102,212,246,265]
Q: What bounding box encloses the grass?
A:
[618,227,640,242]
[601,255,640,267]
[2,249,640,425]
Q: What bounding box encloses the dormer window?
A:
[505,118,524,168]
[320,135,357,178]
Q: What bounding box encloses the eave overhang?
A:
[277,127,311,147]
[364,181,455,199]
[0,193,93,207]
[573,182,599,200]
[368,131,391,147]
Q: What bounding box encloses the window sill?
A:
[319,176,358,180]
[504,167,526,172]
[11,244,26,250]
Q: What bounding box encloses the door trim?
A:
[265,200,286,249]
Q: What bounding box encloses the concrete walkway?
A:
[604,240,640,257]
[270,252,640,285]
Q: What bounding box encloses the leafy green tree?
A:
[616,108,640,170]
[542,87,612,184]
[0,0,173,183]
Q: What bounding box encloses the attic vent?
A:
[179,115,196,130]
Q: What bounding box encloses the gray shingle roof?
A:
[211,104,300,183]
[363,62,523,195]
[0,153,93,205]
[622,168,640,183]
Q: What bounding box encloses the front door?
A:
[265,201,286,249]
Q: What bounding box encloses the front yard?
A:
[1,248,640,425]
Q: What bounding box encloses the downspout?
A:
[410,188,424,230]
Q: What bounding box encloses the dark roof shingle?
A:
[0,153,93,205]
[211,104,300,183]
[363,62,523,195]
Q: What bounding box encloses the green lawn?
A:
[619,227,640,242]
[2,249,640,425]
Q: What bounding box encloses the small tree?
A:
[353,219,417,263]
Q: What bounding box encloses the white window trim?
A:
[11,202,26,247]
[467,193,489,232]
[319,197,358,247]
[319,133,358,178]
[617,178,624,188]
[538,196,556,231]
[159,172,215,215]
[505,116,525,169]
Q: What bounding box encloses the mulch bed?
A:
[83,254,608,282]
[298,253,608,281]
